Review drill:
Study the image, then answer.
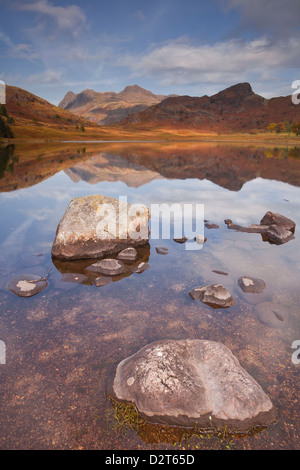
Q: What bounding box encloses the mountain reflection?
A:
[0,142,300,192]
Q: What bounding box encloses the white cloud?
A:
[27,68,63,84]
[119,36,300,90]
[0,30,38,60]
[15,0,87,32]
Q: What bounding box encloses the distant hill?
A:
[5,85,92,127]
[58,84,175,125]
[121,83,300,132]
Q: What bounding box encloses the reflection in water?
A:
[0,142,299,450]
[52,244,151,286]
[1,142,300,192]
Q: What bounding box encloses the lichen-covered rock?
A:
[51,194,150,260]
[109,339,277,431]
[238,276,266,293]
[7,274,48,298]
[189,283,236,308]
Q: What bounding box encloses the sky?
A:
[0,0,300,105]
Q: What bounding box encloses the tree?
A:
[266,123,277,133]
[0,104,8,118]
[291,122,300,136]
[0,116,14,138]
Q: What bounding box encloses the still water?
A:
[0,142,299,449]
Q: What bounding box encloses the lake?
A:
[0,141,299,450]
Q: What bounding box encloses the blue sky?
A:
[0,0,300,104]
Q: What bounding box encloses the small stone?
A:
[117,247,137,261]
[173,237,189,244]
[238,276,266,293]
[7,274,48,298]
[134,262,151,274]
[86,258,126,276]
[194,234,207,244]
[93,276,112,287]
[189,284,236,308]
[205,222,219,229]
[155,246,168,255]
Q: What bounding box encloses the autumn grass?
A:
[2,118,300,145]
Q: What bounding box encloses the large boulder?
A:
[51,195,150,260]
[109,339,277,432]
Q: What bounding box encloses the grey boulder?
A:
[51,194,150,260]
[109,339,277,431]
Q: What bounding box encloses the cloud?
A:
[15,0,87,33]
[134,10,146,21]
[224,0,300,37]
[0,30,38,60]
[26,68,63,84]
[119,35,300,90]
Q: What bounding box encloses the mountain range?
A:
[121,82,300,132]
[3,82,300,140]
[58,84,175,125]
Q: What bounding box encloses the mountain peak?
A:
[58,91,76,108]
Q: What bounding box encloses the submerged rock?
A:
[255,302,290,329]
[109,339,277,431]
[85,258,126,276]
[7,274,48,298]
[205,222,220,229]
[134,262,151,274]
[61,273,89,284]
[189,283,236,308]
[51,194,150,261]
[155,246,169,255]
[93,276,113,287]
[238,276,266,293]
[173,237,189,244]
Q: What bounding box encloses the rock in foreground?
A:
[51,195,150,260]
[110,339,277,431]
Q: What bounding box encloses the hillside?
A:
[5,85,92,128]
[121,83,300,133]
[58,84,174,125]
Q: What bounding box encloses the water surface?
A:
[0,142,299,450]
